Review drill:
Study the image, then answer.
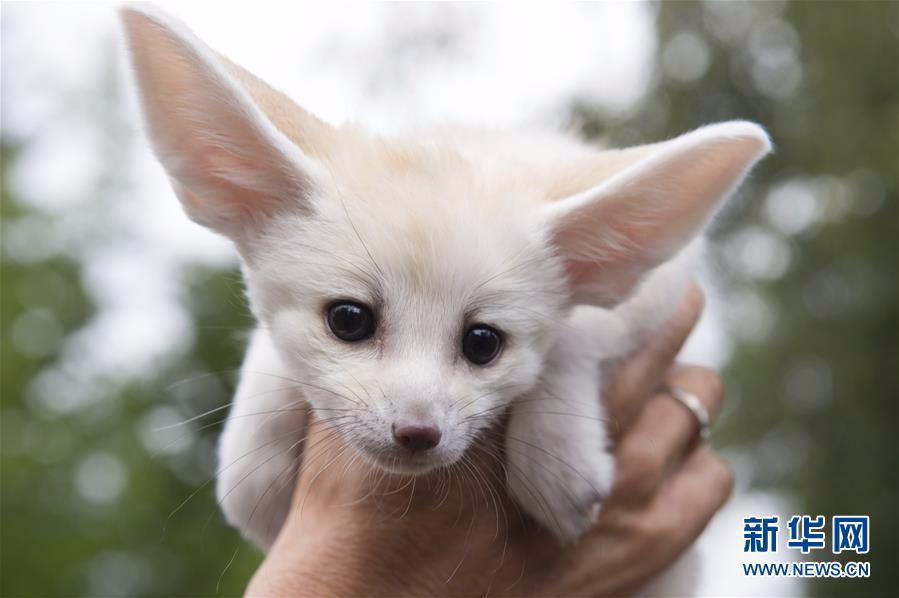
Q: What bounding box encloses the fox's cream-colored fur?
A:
[121,5,771,591]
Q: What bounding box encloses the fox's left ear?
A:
[542,121,771,306]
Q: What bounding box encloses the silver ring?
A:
[667,385,711,440]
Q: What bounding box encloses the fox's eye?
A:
[462,325,503,366]
[327,301,375,342]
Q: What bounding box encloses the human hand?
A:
[246,285,732,597]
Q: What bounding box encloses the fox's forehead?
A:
[294,135,552,289]
[318,128,548,202]
[251,146,564,328]
[313,190,553,301]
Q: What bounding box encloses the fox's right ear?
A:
[120,6,320,238]
[542,121,771,306]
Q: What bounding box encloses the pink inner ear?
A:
[166,86,314,231]
[563,253,646,306]
[548,123,770,306]
[123,7,316,236]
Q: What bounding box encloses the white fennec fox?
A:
[121,5,770,562]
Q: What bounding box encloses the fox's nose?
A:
[392,422,441,452]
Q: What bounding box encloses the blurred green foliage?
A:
[1,1,896,596]
[1,143,261,594]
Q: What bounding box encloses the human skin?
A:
[246,285,731,597]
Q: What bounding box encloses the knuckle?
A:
[641,509,682,551]
[707,456,735,502]
[629,444,665,481]
[617,446,662,499]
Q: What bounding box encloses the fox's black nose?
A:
[392,422,441,452]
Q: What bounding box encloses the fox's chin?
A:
[357,445,461,475]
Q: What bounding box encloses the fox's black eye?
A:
[327,302,375,342]
[462,325,503,366]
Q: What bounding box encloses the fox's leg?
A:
[505,335,615,543]
[216,327,308,550]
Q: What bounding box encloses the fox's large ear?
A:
[120,6,319,238]
[543,121,771,306]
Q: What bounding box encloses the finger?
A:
[660,364,723,443]
[579,445,731,595]
[613,364,723,501]
[604,284,704,434]
[651,445,733,550]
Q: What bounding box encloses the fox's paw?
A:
[507,443,615,543]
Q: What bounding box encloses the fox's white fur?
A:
[121,5,771,591]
